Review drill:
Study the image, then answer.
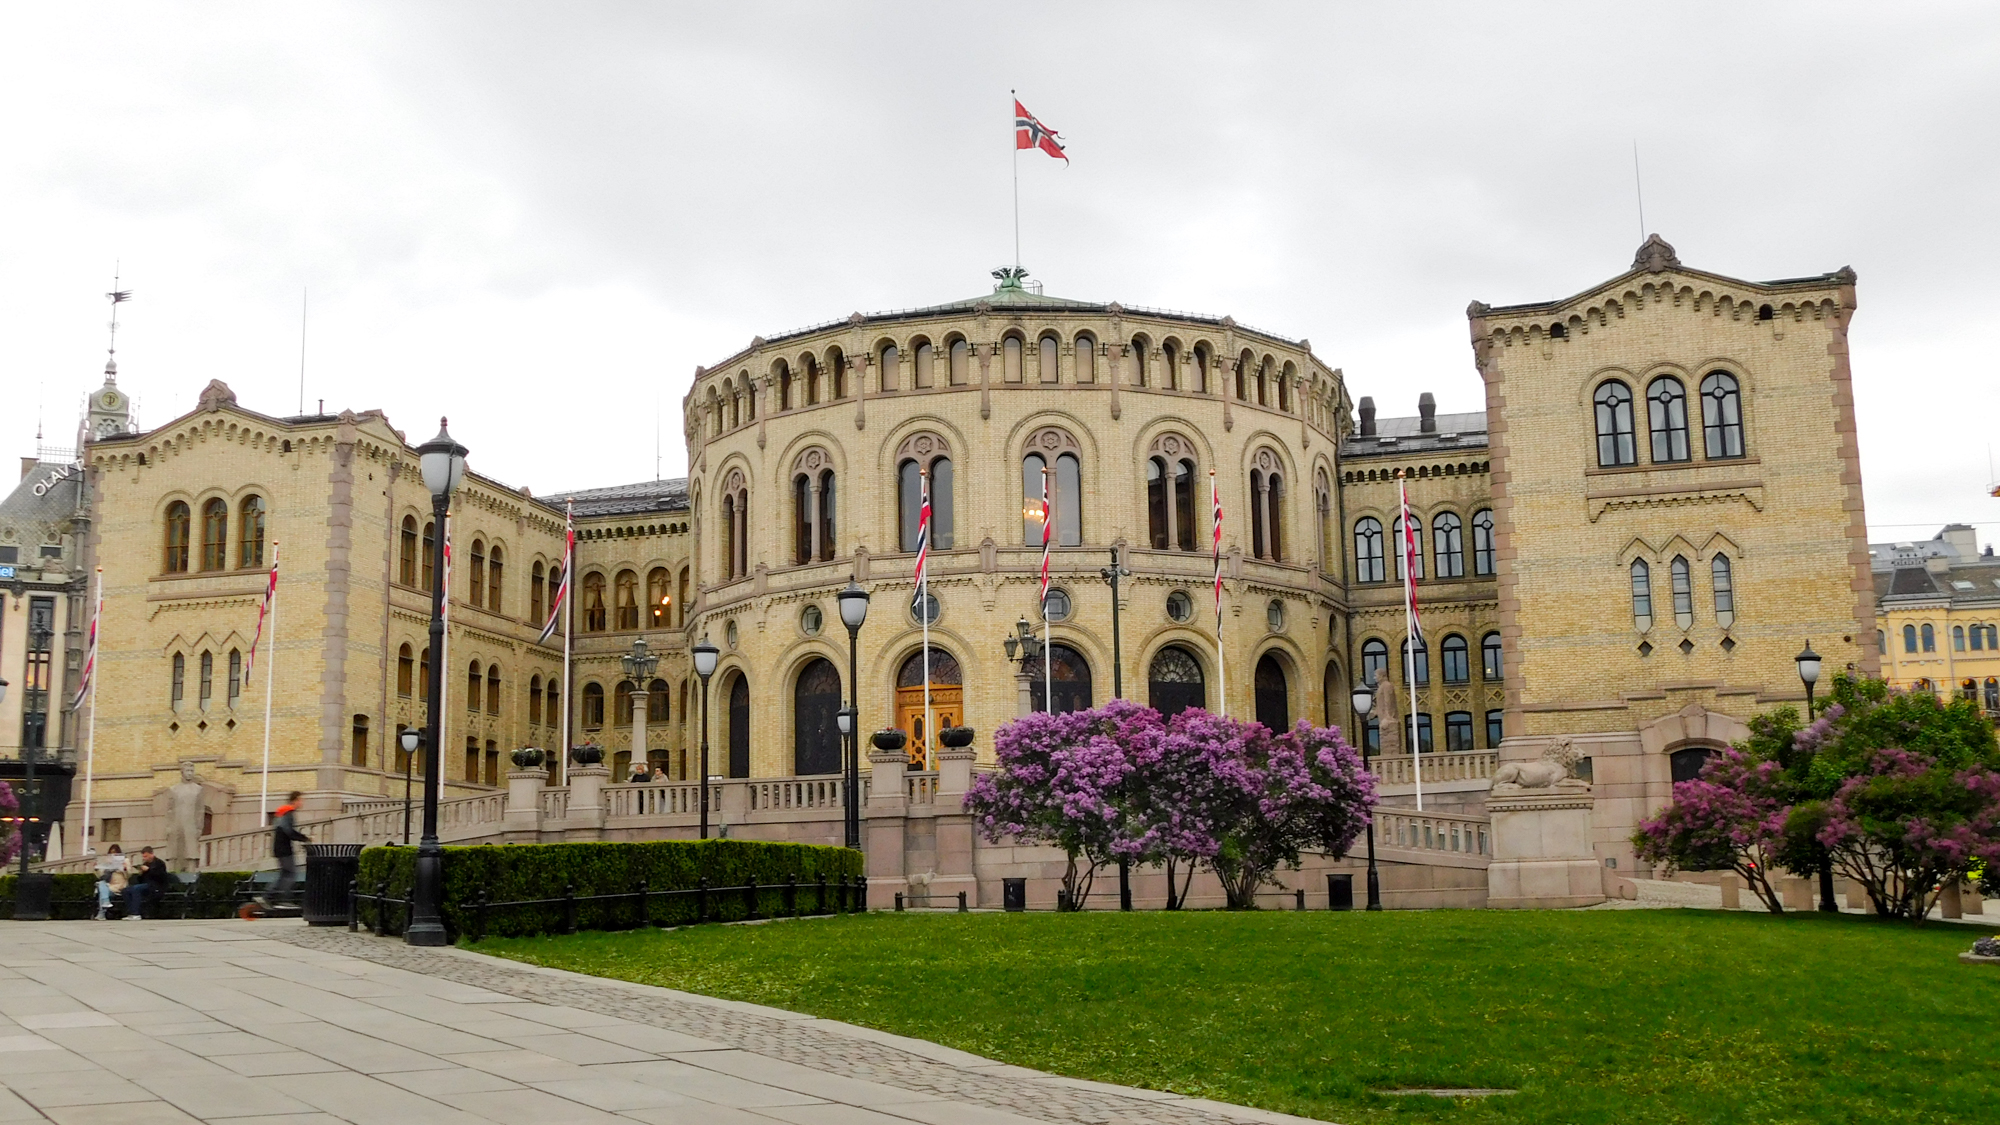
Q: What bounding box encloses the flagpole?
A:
[561,502,573,784]
[440,512,452,788]
[1211,471,1226,717]
[260,543,279,820]
[79,567,102,852]
[1041,467,1052,713]
[1401,474,1423,812]
[920,468,933,772]
[1010,89,1021,272]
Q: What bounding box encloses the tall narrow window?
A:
[487,546,503,613]
[794,475,814,564]
[1075,335,1096,383]
[400,517,419,586]
[529,674,543,725]
[1700,371,1745,458]
[1595,381,1636,466]
[1631,559,1653,631]
[171,652,185,708]
[421,521,436,590]
[721,495,737,579]
[1354,518,1385,583]
[199,651,214,709]
[1003,335,1023,382]
[1670,555,1693,629]
[531,561,545,625]
[616,681,633,726]
[1647,377,1690,463]
[1174,458,1196,551]
[1441,635,1470,683]
[1039,334,1060,383]
[228,649,242,705]
[1402,637,1429,686]
[487,665,500,715]
[677,568,689,626]
[469,540,486,608]
[1471,509,1495,576]
[165,501,191,573]
[1147,459,1168,549]
[467,661,482,712]
[398,644,413,696]
[352,715,369,768]
[1903,623,1917,653]
[1485,710,1504,748]
[949,339,969,385]
[546,680,559,730]
[583,572,607,632]
[615,570,639,630]
[1405,714,1434,753]
[583,682,604,728]
[547,566,564,634]
[879,343,899,391]
[648,568,670,628]
[419,648,430,701]
[819,469,836,561]
[649,678,669,722]
[1712,555,1735,628]
[1433,512,1464,578]
[1481,632,1503,681]
[1250,471,1268,558]
[1392,515,1423,580]
[1360,638,1389,686]
[1953,625,1966,651]
[1023,454,1047,546]
[1265,473,1283,561]
[914,341,934,388]
[239,495,266,568]
[1921,623,1935,652]
[201,499,228,571]
[778,363,793,410]
[1055,453,1081,546]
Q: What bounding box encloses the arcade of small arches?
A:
[160,493,268,574]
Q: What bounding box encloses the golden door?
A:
[895,684,963,768]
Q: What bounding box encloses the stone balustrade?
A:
[1369,750,1496,788]
[1374,807,1492,860]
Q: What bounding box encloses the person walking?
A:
[125,846,170,919]
[270,792,309,903]
[94,844,127,920]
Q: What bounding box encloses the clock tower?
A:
[87,358,131,440]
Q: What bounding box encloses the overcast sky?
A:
[3,3,1995,546]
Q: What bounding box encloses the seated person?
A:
[125,847,172,920]
[95,844,128,920]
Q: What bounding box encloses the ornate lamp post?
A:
[398,727,422,846]
[692,635,719,839]
[620,637,660,781]
[1099,548,1133,907]
[836,582,870,850]
[406,418,467,947]
[1351,673,1382,911]
[1002,617,1044,716]
[1796,640,1836,913]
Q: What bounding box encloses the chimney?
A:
[1358,397,1377,436]
[20,457,39,482]
[1418,392,1437,433]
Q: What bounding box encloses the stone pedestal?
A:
[503,767,546,842]
[865,749,909,901]
[1846,879,1874,913]
[1719,872,1742,910]
[931,746,979,905]
[1939,881,1963,920]
[1486,783,1604,909]
[565,765,609,840]
[1780,876,1813,912]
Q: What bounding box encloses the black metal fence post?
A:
[374,881,389,937]
[817,873,827,915]
[786,874,797,918]
[563,883,577,935]
[957,891,967,913]
[894,892,905,912]
[745,877,758,921]
[347,879,358,933]
[473,891,489,943]
[696,876,708,923]
[634,879,648,930]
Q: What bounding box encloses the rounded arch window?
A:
[1254,652,1289,732]
[800,604,823,636]
[1043,587,1072,622]
[1266,599,1285,631]
[1166,590,1193,622]
[911,590,942,625]
[1026,643,1093,714]
[1147,645,1206,719]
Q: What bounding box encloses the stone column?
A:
[807,477,822,562]
[865,748,909,901]
[1486,782,1604,909]
[565,764,609,841]
[932,744,978,905]
[1015,671,1034,718]
[630,688,649,779]
[502,766,546,843]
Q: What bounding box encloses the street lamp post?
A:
[406,418,467,947]
[836,582,871,850]
[399,727,422,846]
[1351,674,1382,911]
[1796,641,1836,913]
[692,636,719,839]
[1002,617,1044,716]
[621,637,660,782]
[1099,549,1132,907]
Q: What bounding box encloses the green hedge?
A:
[0,870,255,920]
[354,839,864,940]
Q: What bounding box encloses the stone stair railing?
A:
[1374,806,1492,864]
[1370,750,1495,788]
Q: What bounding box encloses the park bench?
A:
[232,870,305,916]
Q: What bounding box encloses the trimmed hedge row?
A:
[354,839,864,940]
[0,871,255,920]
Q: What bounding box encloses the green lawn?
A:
[477,908,2000,1125]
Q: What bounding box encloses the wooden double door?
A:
[894,648,962,767]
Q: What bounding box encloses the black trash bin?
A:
[303,844,363,925]
[1327,872,1354,911]
[10,872,53,921]
[1002,878,1026,912]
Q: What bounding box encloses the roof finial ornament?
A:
[104,264,133,383]
[991,265,1030,292]
[1633,234,1679,273]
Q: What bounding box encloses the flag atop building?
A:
[1015,99,1068,162]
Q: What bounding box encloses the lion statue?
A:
[1491,738,1582,791]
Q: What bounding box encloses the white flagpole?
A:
[1010,89,1021,273]
[440,511,452,787]
[1041,468,1052,714]
[80,567,102,852]
[1211,471,1226,717]
[260,543,279,820]
[921,468,933,773]
[1401,475,1423,812]
[561,505,572,784]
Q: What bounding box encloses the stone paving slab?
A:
[0,921,1332,1125]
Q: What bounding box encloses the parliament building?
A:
[46,236,1879,897]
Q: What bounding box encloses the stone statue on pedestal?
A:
[164,762,206,873]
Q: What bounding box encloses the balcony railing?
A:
[1369,750,1496,787]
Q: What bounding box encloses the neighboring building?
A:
[1873,524,2000,714]
[56,238,1881,896]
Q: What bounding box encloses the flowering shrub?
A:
[966,702,1375,910]
[1973,936,2000,958]
[1819,749,2000,921]
[1634,747,1792,913]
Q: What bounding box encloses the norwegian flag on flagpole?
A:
[538,502,574,646]
[1015,99,1068,162]
[1037,469,1054,609]
[913,471,932,596]
[1211,471,1225,626]
[1398,475,1426,647]
[70,572,104,711]
[242,545,280,680]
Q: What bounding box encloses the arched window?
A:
[1130,336,1151,387]
[1161,341,1181,390]
[789,459,836,565]
[1145,436,1200,553]
[615,681,633,725]
[805,355,821,405]
[1147,645,1206,719]
[352,714,369,767]
[1402,637,1429,686]
[1193,344,1211,394]
[1482,632,1503,681]
[728,674,751,777]
[1433,512,1464,578]
[1023,454,1048,546]
[794,657,843,775]
[1249,462,1283,561]
[200,498,228,571]
[422,521,436,590]
[1594,381,1636,467]
[819,469,835,561]
[793,475,812,564]
[913,341,934,388]
[1441,635,1470,684]
[469,539,486,608]
[487,664,500,715]
[400,517,419,586]
[1278,366,1293,412]
[1003,335,1024,382]
[529,674,543,725]
[1670,555,1694,629]
[1234,350,1249,399]
[1392,514,1423,580]
[1700,371,1745,458]
[1074,334,1096,383]
[949,338,970,385]
[1027,644,1093,714]
[547,565,564,635]
[1987,678,1999,712]
[1404,713,1434,753]
[1712,555,1735,628]
[1322,661,1342,726]
[1471,509,1495,576]
[239,496,266,568]
[582,572,607,632]
[1921,623,1935,652]
[199,651,213,709]
[531,561,545,625]
[1254,653,1288,732]
[829,350,846,399]
[1953,625,1966,651]
[898,438,953,552]
[1670,748,1713,784]
[648,568,670,628]
[546,678,559,730]
[171,651,185,708]
[1646,377,1691,463]
[648,678,668,723]
[1354,517,1385,583]
[615,570,639,630]
[722,473,749,580]
[1024,435,1082,547]
[1485,709,1504,748]
[164,501,191,573]
[397,644,413,697]
[583,682,604,728]
[1360,638,1389,687]
[488,546,503,613]
[1039,333,1060,383]
[467,661,482,712]
[677,568,689,627]
[228,649,242,704]
[879,343,899,392]
[418,647,430,701]
[1631,560,1653,631]
[1903,624,1917,653]
[777,361,794,410]
[1256,360,1270,406]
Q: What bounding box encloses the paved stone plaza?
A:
[0,921,1310,1125]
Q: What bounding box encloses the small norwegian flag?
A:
[538,502,574,646]
[1399,475,1426,648]
[70,571,104,711]
[1037,468,1054,614]
[913,470,932,598]
[1015,98,1068,163]
[243,545,279,681]
[1211,471,1224,629]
